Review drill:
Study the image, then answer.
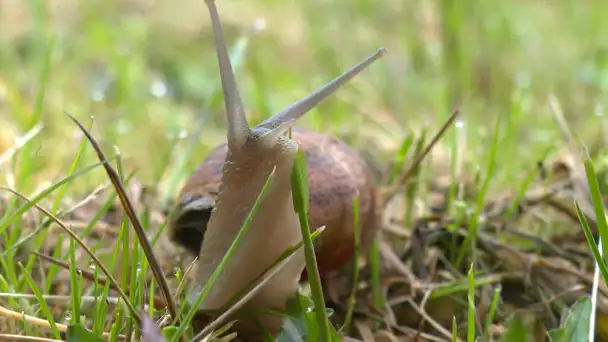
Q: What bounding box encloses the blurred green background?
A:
[0,0,607,200]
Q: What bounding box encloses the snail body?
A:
[168,0,386,337]
[171,127,380,279]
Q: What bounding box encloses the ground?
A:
[1,0,608,341]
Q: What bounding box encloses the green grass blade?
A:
[30,35,55,128]
[452,316,458,342]
[43,233,64,294]
[193,232,321,341]
[50,118,92,215]
[0,155,120,244]
[340,195,361,335]
[68,238,81,325]
[66,112,179,324]
[291,149,330,342]
[576,203,608,286]
[583,157,608,260]
[388,135,414,185]
[467,263,476,342]
[3,187,141,325]
[18,262,61,339]
[457,111,502,267]
[484,285,502,341]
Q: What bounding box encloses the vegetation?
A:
[1,0,608,341]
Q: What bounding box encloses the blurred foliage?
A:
[1,0,607,196]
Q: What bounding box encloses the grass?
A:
[2,0,608,341]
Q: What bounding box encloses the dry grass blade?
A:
[0,334,63,342]
[405,297,458,341]
[548,94,580,155]
[64,112,180,323]
[382,108,460,206]
[0,304,122,339]
[547,95,593,215]
[175,256,198,299]
[0,123,43,166]
[354,320,375,342]
[0,186,141,326]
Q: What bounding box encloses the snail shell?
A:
[169,127,380,279]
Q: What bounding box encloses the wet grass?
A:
[1,0,608,340]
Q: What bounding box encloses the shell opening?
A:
[171,196,214,255]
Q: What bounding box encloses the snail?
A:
[168,0,386,337]
[172,128,380,279]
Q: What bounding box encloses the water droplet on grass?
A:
[150,79,168,98]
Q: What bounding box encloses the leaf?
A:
[66,324,106,342]
[547,328,566,342]
[277,293,340,342]
[547,296,592,342]
[277,294,310,342]
[501,315,529,342]
[162,326,180,340]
